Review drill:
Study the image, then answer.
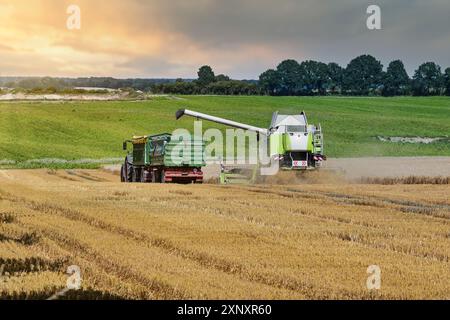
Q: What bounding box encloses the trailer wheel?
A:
[141,169,150,183]
[151,170,157,183]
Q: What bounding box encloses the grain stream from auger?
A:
[0,169,449,299]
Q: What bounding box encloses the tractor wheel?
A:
[120,165,125,182]
[124,156,133,182]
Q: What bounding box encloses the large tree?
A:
[215,74,230,82]
[382,60,410,96]
[258,69,280,95]
[276,59,302,95]
[444,67,450,96]
[343,54,383,95]
[298,60,329,95]
[412,62,443,96]
[197,65,216,86]
[327,62,344,94]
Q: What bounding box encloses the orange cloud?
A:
[0,0,288,78]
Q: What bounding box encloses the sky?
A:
[0,0,449,79]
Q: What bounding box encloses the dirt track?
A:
[325,157,450,179]
[200,157,450,181]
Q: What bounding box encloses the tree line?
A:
[2,55,449,96]
[151,66,259,95]
[151,55,450,96]
[259,55,450,96]
[0,77,174,92]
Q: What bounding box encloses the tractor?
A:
[121,133,205,184]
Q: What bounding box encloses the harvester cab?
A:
[269,111,325,169]
[176,109,326,171]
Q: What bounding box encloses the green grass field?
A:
[0,96,449,168]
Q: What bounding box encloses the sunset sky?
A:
[0,0,449,79]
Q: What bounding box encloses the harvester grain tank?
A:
[121,133,205,184]
[176,109,326,170]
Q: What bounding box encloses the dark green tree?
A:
[298,60,329,95]
[412,62,443,96]
[382,60,410,96]
[207,80,257,95]
[215,74,230,82]
[197,65,216,86]
[444,67,450,96]
[258,69,280,95]
[343,54,383,95]
[276,59,302,95]
[327,63,344,94]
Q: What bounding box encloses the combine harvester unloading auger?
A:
[176,109,326,184]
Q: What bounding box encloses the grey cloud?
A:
[117,0,450,77]
[4,0,449,78]
[117,56,189,77]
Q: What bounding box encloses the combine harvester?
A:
[176,109,326,184]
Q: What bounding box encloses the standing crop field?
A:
[0,169,449,299]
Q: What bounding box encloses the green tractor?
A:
[121,133,205,184]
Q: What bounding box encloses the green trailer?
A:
[121,133,205,184]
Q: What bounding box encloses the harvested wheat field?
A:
[0,169,449,300]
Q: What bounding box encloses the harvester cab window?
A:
[286,125,306,133]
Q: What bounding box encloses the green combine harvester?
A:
[176,109,326,171]
[121,133,205,184]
